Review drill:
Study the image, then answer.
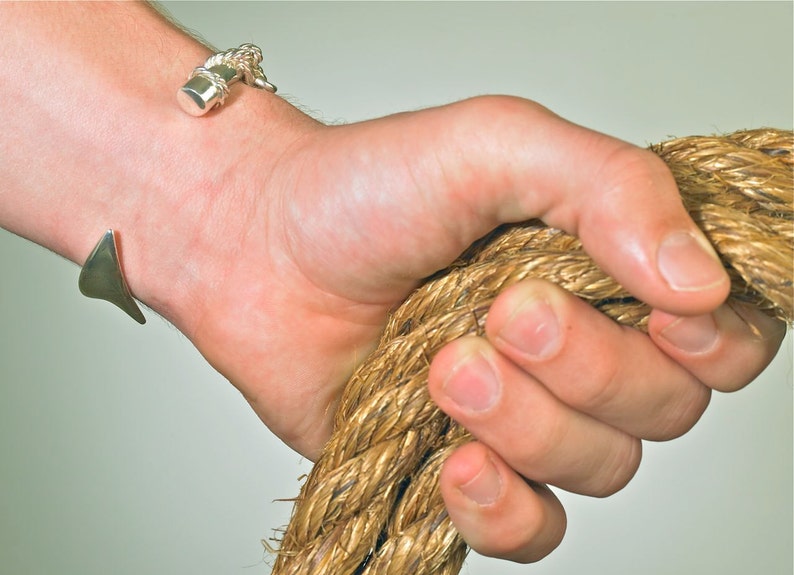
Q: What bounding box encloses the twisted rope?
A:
[273,128,794,575]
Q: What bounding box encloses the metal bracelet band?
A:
[177,43,277,116]
[77,47,275,323]
[79,230,146,324]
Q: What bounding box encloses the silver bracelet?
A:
[79,47,276,322]
[177,43,277,116]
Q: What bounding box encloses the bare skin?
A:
[0,1,785,563]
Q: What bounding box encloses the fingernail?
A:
[498,298,560,359]
[443,352,500,412]
[657,231,726,292]
[459,456,502,506]
[660,314,719,354]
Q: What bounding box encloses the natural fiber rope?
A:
[272,129,794,575]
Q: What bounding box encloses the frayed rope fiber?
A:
[272,129,793,575]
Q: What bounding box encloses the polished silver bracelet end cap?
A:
[79,230,146,324]
[177,76,217,116]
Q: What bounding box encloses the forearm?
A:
[0,1,314,331]
[1,1,205,256]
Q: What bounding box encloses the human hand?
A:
[178,96,786,561]
[0,3,784,564]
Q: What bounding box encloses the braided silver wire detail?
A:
[203,43,269,88]
[185,43,276,105]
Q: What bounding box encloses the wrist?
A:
[0,1,321,333]
[123,91,320,335]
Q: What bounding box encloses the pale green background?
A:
[1,2,792,574]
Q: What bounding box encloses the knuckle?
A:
[476,500,552,563]
[712,374,758,393]
[515,401,571,469]
[647,384,711,440]
[566,352,626,414]
[582,143,679,231]
[599,143,672,192]
[455,94,551,124]
[590,436,642,497]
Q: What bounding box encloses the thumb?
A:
[419,96,729,316]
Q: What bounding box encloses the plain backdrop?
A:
[1,2,792,574]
